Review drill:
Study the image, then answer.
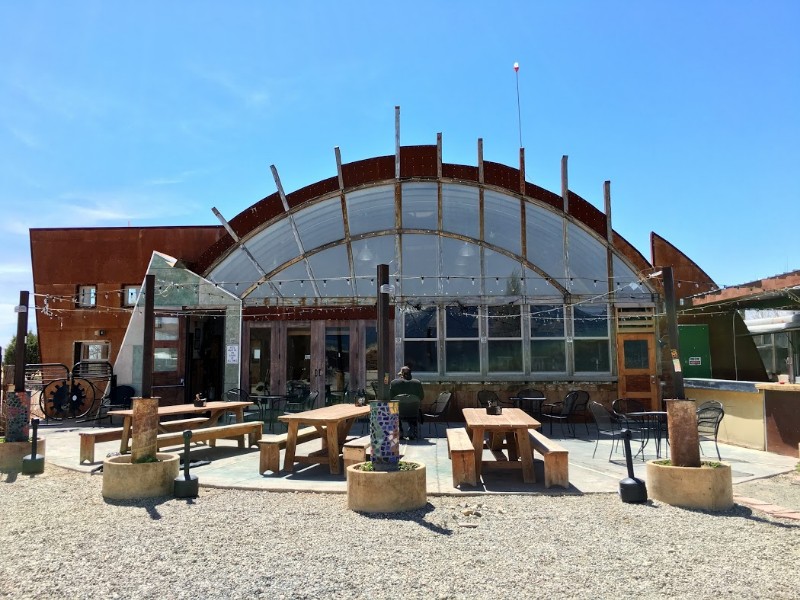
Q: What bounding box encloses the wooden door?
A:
[616,333,659,410]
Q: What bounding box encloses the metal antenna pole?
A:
[514,62,522,148]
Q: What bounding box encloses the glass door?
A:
[286,326,311,397]
[325,326,350,402]
[248,326,271,394]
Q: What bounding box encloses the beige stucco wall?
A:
[686,387,765,451]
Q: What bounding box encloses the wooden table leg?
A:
[326,423,340,474]
[516,427,535,483]
[506,431,519,461]
[119,417,132,454]
[471,426,485,482]
[283,422,300,472]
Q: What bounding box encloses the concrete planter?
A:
[102,452,180,500]
[646,460,733,511]
[0,438,45,471]
[346,462,427,513]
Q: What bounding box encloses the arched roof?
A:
[195,145,654,305]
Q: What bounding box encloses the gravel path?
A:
[1,466,799,600]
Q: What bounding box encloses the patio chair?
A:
[540,391,580,437]
[478,390,500,408]
[95,384,136,426]
[611,398,648,417]
[224,388,261,423]
[589,401,631,461]
[395,393,422,440]
[697,400,724,460]
[570,390,591,436]
[284,390,319,414]
[422,391,452,437]
[508,388,545,418]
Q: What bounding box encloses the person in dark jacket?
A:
[389,366,424,439]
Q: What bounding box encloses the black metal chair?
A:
[697,400,724,460]
[477,390,498,408]
[95,384,135,426]
[540,391,580,437]
[422,391,452,437]
[611,398,648,417]
[570,390,591,436]
[588,401,631,461]
[508,388,545,419]
[224,387,261,423]
[284,389,319,414]
[395,393,421,440]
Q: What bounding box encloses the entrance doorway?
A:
[616,333,659,410]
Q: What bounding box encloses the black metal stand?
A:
[174,430,199,498]
[22,418,45,475]
[619,429,647,503]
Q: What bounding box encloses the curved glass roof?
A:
[208,180,654,304]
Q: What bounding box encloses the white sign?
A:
[688,357,702,366]
[226,345,239,364]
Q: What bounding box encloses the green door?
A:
[678,324,712,378]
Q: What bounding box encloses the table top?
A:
[278,403,369,423]
[108,400,252,417]
[462,407,541,430]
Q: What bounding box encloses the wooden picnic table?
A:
[109,400,253,454]
[462,407,541,483]
[278,404,369,475]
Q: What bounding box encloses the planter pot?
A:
[102,453,180,500]
[0,438,45,471]
[346,462,427,513]
[646,460,733,511]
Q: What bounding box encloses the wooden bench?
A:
[158,417,209,433]
[529,429,569,489]
[257,426,321,474]
[446,427,477,486]
[79,427,125,464]
[343,435,371,468]
[156,422,262,451]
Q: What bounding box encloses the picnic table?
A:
[462,407,541,483]
[108,400,253,454]
[278,404,369,475]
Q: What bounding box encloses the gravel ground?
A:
[1,466,799,600]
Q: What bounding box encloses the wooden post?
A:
[376,264,390,402]
[132,274,159,462]
[13,291,29,393]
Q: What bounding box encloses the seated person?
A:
[389,366,424,439]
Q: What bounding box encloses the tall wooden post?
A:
[376,264,391,401]
[371,264,399,470]
[6,292,31,442]
[132,274,158,462]
[663,267,700,466]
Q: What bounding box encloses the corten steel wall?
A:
[30,226,224,368]
[651,232,767,383]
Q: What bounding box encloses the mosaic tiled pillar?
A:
[370,401,399,470]
[5,391,30,442]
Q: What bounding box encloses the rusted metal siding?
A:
[31,226,224,367]
[399,145,438,178]
[341,156,395,188]
[764,389,800,456]
[568,191,607,239]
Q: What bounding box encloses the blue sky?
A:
[1,1,798,348]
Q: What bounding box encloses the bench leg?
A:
[543,453,569,489]
[343,447,367,468]
[451,450,477,487]
[260,444,280,474]
[79,436,94,464]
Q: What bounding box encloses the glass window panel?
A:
[574,340,610,372]
[531,340,566,372]
[440,237,480,296]
[445,305,479,338]
[269,260,310,299]
[613,255,652,300]
[404,306,437,338]
[488,305,521,337]
[401,234,438,296]
[78,285,96,307]
[574,304,609,337]
[488,340,523,372]
[623,339,650,369]
[530,305,565,338]
[124,285,140,307]
[524,267,562,301]
[353,235,398,296]
[401,182,438,230]
[155,316,179,340]
[484,190,522,256]
[404,341,437,373]
[567,222,608,295]
[294,197,345,251]
[442,184,479,238]
[483,250,523,297]
[446,340,480,372]
[210,250,264,297]
[154,347,178,372]
[346,185,395,235]
[248,218,300,274]
[307,245,353,297]
[525,203,565,280]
